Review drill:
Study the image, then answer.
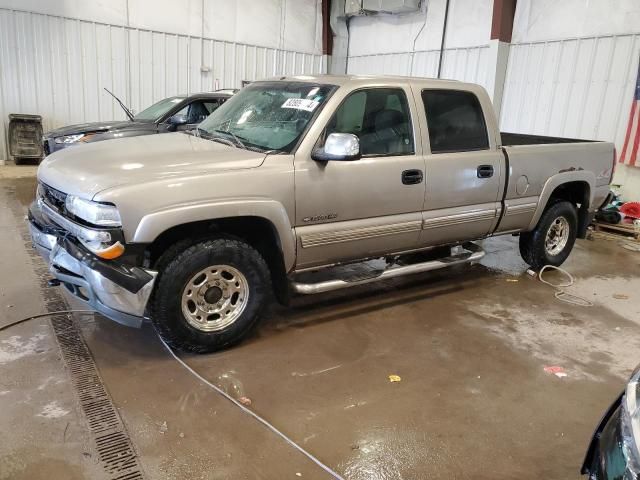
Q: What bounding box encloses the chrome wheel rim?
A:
[181,265,249,332]
[545,216,570,256]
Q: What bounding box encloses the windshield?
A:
[198,81,336,153]
[133,96,185,122]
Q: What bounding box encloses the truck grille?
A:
[40,183,67,212]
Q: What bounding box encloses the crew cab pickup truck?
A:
[28,75,614,352]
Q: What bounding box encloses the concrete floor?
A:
[1,170,639,479]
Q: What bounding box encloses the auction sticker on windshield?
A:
[281,98,320,112]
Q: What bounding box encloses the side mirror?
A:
[166,113,188,132]
[312,133,361,161]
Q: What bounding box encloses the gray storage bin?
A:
[8,114,43,164]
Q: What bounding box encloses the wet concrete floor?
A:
[1,171,639,479]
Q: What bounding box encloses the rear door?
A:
[416,88,503,246]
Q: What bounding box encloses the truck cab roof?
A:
[262,74,465,89]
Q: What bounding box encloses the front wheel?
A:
[151,237,270,353]
[519,200,578,270]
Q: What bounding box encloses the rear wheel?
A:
[519,200,578,270]
[151,237,270,353]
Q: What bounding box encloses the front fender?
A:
[527,171,596,231]
[132,198,296,271]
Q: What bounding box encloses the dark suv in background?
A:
[42,89,235,156]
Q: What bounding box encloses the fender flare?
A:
[527,171,596,231]
[132,198,296,271]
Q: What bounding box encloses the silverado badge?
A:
[302,213,338,222]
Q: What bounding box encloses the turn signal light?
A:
[94,242,125,260]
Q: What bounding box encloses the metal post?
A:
[437,0,450,79]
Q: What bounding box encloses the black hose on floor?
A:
[2,309,346,479]
[0,310,95,332]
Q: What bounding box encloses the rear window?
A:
[421,90,489,153]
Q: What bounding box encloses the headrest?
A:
[375,109,404,131]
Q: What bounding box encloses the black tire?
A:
[150,237,270,353]
[519,200,578,270]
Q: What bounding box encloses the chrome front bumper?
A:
[28,216,156,328]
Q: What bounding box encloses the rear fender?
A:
[527,171,595,231]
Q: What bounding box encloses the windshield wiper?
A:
[208,135,236,148]
[203,128,276,154]
[193,127,234,147]
[212,129,276,153]
[195,127,210,138]
[212,129,246,150]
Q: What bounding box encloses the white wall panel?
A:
[347,45,492,91]
[513,0,640,44]
[0,8,325,160]
[348,0,492,55]
[345,0,492,91]
[500,34,640,149]
[508,0,640,200]
[0,0,323,54]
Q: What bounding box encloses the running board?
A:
[290,242,485,295]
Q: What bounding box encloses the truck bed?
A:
[501,132,599,146]
[494,133,614,236]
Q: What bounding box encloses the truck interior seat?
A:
[359,109,409,155]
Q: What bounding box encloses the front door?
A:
[294,86,426,269]
[417,88,503,246]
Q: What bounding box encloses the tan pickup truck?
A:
[28,75,614,352]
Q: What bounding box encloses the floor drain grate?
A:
[48,313,145,479]
[11,190,146,480]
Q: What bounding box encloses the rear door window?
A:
[421,90,489,153]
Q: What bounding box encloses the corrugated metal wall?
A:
[501,34,640,150]
[0,8,326,161]
[346,45,492,90]
[347,32,640,156]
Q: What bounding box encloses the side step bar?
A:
[290,242,485,295]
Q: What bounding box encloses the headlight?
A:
[622,365,640,476]
[65,195,121,227]
[54,133,85,144]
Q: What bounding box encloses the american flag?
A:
[619,57,640,167]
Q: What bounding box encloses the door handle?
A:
[401,169,423,185]
[477,165,494,178]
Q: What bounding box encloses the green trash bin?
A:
[8,114,44,165]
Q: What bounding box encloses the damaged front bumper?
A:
[27,200,156,328]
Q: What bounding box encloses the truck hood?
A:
[38,132,266,198]
[44,120,142,137]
